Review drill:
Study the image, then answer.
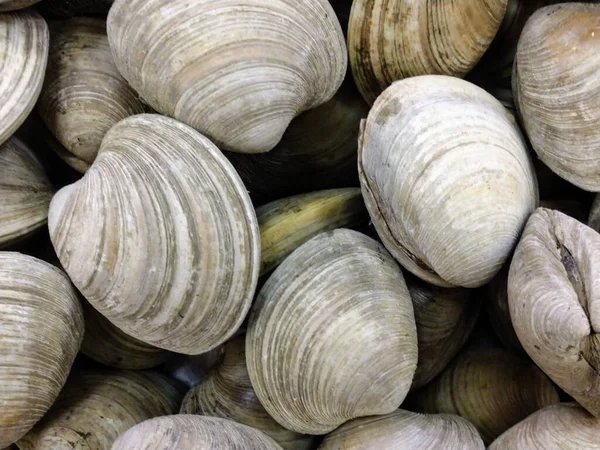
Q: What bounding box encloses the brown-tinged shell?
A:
[39,0,114,17]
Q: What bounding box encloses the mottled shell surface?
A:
[111,415,283,450]
[38,17,147,170]
[508,208,600,416]
[48,114,260,354]
[0,0,40,11]
[0,252,84,448]
[0,137,54,248]
[318,410,485,450]
[247,229,418,435]
[40,0,114,17]
[107,0,347,154]
[490,402,600,450]
[513,3,600,191]
[359,75,538,288]
[408,348,560,444]
[348,0,507,104]
[0,10,48,145]
[17,369,184,450]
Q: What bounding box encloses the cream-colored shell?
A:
[0,137,54,248]
[0,11,48,145]
[48,114,260,354]
[111,415,283,450]
[359,75,538,288]
[0,252,84,448]
[0,0,40,11]
[107,0,347,154]
[246,229,418,435]
[40,0,114,17]
[513,3,600,191]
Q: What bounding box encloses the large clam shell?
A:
[48,114,260,354]
[0,252,84,448]
[358,75,538,288]
[246,228,418,434]
[107,0,347,154]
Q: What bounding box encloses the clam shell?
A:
[48,114,260,354]
[0,10,48,145]
[107,0,347,154]
[0,137,54,248]
[111,415,283,450]
[40,0,114,17]
[246,228,418,434]
[17,369,184,450]
[38,17,147,170]
[44,126,91,174]
[0,0,40,11]
[358,75,538,288]
[0,252,84,448]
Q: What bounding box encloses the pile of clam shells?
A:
[1,0,600,449]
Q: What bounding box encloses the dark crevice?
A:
[559,243,590,319]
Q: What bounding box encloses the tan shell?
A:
[111,415,283,450]
[407,348,560,444]
[490,402,600,450]
[348,0,507,104]
[257,188,369,275]
[48,114,260,354]
[0,11,48,145]
[181,336,315,450]
[318,410,485,450]
[513,3,600,191]
[38,17,147,170]
[408,275,481,390]
[17,369,184,450]
[107,0,347,154]
[0,0,41,11]
[247,229,418,435]
[40,0,114,17]
[359,75,538,288]
[0,137,54,248]
[508,207,600,416]
[44,126,91,174]
[0,252,84,448]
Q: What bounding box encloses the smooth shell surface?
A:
[111,415,283,450]
[0,11,48,145]
[0,252,84,448]
[247,229,418,435]
[48,114,260,354]
[0,0,40,11]
[107,0,347,154]
[359,75,538,288]
[318,410,485,450]
[508,208,600,416]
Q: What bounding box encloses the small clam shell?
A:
[0,0,40,11]
[48,114,260,354]
[0,137,54,248]
[107,0,347,154]
[111,415,283,450]
[40,0,114,17]
[318,410,485,450]
[247,229,418,435]
[0,10,48,145]
[407,348,560,444]
[17,369,184,450]
[359,75,538,288]
[38,17,147,169]
[508,207,600,416]
[0,252,84,448]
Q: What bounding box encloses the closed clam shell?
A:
[107,0,347,154]
[508,208,600,416]
[490,402,600,450]
[40,0,114,17]
[38,17,147,170]
[17,369,184,450]
[407,348,560,444]
[0,137,54,248]
[0,10,48,145]
[359,75,538,288]
[0,252,84,448]
[181,336,315,450]
[348,0,507,104]
[111,415,283,450]
[513,3,600,191]
[0,0,40,11]
[246,228,418,435]
[318,410,485,450]
[48,114,260,354]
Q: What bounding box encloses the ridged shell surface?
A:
[48,114,260,354]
